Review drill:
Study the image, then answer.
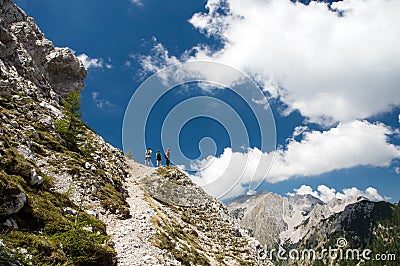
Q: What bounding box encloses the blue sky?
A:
[15,0,400,202]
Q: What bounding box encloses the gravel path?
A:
[100,160,180,266]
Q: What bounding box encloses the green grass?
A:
[0,94,121,265]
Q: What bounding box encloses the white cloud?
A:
[105,57,113,69]
[76,53,112,70]
[290,185,318,198]
[292,125,308,138]
[269,120,400,182]
[191,120,400,199]
[288,184,390,203]
[187,0,400,125]
[92,92,116,109]
[76,54,103,69]
[129,0,143,7]
[137,41,247,90]
[395,166,400,174]
[139,42,180,75]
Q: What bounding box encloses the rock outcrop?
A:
[0,0,86,102]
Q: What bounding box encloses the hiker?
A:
[165,148,171,166]
[156,150,162,167]
[145,148,152,166]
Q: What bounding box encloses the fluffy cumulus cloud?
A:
[76,54,112,70]
[289,184,391,203]
[269,120,400,182]
[192,120,400,198]
[188,0,400,125]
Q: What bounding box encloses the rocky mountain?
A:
[294,200,400,266]
[228,191,399,265]
[227,191,361,248]
[228,191,287,250]
[0,1,270,265]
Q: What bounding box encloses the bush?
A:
[125,150,133,159]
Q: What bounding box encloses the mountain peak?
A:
[288,193,325,206]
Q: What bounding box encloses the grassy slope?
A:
[0,92,129,265]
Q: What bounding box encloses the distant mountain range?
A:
[227,191,399,265]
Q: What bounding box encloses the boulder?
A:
[46,48,87,98]
[1,192,27,216]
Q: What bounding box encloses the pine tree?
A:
[55,92,82,149]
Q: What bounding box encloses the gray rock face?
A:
[0,0,86,101]
[136,166,269,265]
[297,201,399,251]
[228,191,288,248]
[1,192,26,216]
[46,48,87,97]
[3,217,18,229]
[141,167,211,207]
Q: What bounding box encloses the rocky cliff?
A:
[0,1,269,265]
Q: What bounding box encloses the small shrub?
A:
[125,149,133,159]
